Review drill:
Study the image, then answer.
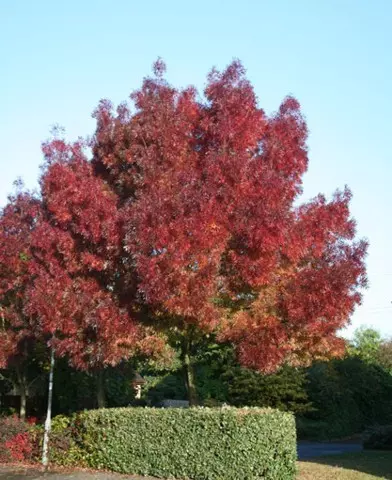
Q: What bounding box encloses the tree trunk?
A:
[96,369,106,409]
[16,367,27,421]
[20,386,27,421]
[183,336,198,406]
[42,347,55,468]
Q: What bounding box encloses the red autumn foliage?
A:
[0,416,33,462]
[90,60,367,372]
[5,432,33,462]
[1,60,367,377]
[24,140,142,370]
[0,190,43,369]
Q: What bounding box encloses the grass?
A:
[297,451,392,480]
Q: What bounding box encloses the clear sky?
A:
[1,0,391,337]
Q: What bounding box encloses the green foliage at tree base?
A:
[61,407,296,480]
[45,415,87,467]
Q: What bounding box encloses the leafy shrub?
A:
[296,417,341,441]
[5,432,32,461]
[64,407,296,480]
[105,367,136,407]
[46,415,86,467]
[52,359,96,414]
[363,425,392,450]
[143,373,187,405]
[300,357,392,439]
[0,415,34,462]
[223,365,311,415]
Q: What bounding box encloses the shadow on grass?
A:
[302,451,392,479]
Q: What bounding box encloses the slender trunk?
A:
[183,337,198,406]
[96,369,106,409]
[16,367,27,421]
[20,386,27,421]
[42,347,55,468]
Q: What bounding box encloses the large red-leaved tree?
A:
[1,60,368,408]
[89,60,367,403]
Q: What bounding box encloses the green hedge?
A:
[64,407,296,480]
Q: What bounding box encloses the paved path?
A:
[0,466,156,479]
[297,441,363,459]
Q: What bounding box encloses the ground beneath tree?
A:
[0,443,365,479]
[0,466,159,480]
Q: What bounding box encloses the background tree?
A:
[27,137,145,408]
[299,356,392,439]
[377,339,392,373]
[0,189,45,419]
[348,326,382,363]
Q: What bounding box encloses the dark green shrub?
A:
[224,365,311,415]
[53,359,96,414]
[105,368,136,407]
[296,417,342,441]
[66,407,296,480]
[300,357,392,439]
[364,425,392,450]
[143,373,187,405]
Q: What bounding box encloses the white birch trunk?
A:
[42,347,55,467]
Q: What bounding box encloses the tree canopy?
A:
[0,60,368,388]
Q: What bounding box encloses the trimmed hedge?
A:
[66,407,296,480]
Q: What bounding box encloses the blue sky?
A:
[1,0,391,337]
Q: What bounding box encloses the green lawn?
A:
[297,451,392,480]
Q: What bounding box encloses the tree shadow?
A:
[302,451,392,479]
